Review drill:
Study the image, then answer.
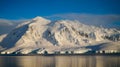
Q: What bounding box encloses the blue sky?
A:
[0,0,120,19]
[0,0,120,35]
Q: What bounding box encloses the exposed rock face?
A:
[0,16,120,54]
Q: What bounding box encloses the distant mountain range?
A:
[0,16,120,54]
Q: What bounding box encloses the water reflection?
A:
[0,55,120,67]
[56,56,97,67]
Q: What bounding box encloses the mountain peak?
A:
[33,16,48,21]
[31,16,51,25]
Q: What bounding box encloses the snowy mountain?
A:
[0,16,120,54]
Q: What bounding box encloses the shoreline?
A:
[0,53,120,56]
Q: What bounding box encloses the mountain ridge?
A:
[0,16,120,54]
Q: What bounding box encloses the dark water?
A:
[0,55,120,67]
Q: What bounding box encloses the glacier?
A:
[0,16,120,54]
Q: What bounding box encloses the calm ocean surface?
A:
[0,55,120,67]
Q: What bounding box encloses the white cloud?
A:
[0,19,14,26]
[46,13,120,29]
[0,18,29,26]
[0,18,29,35]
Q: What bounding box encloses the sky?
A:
[0,0,120,19]
[0,0,120,35]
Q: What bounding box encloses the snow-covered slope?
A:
[0,16,120,54]
[0,34,7,50]
[0,34,7,42]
